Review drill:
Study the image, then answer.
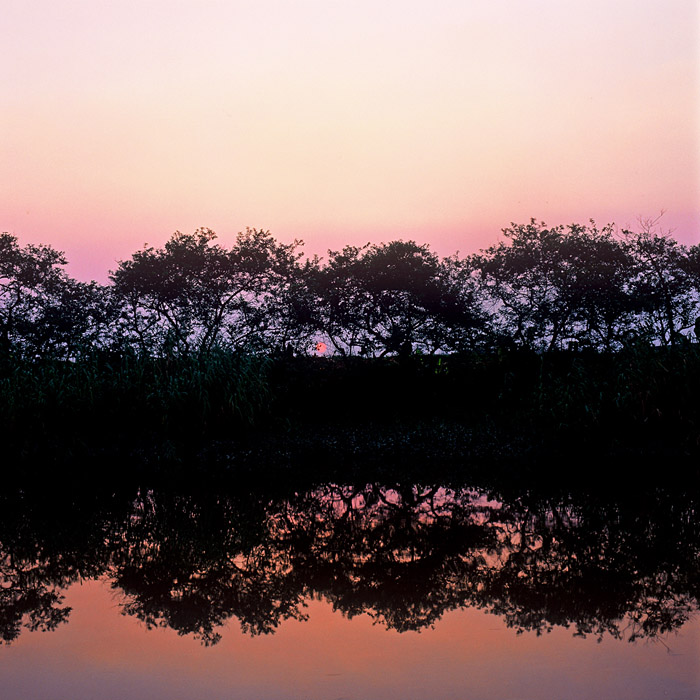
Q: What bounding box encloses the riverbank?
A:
[2,345,699,483]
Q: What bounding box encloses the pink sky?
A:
[3,0,698,282]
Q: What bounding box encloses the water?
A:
[2,582,697,700]
[1,473,698,698]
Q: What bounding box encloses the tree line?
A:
[2,216,699,359]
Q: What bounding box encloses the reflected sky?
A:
[1,472,698,698]
[2,581,698,700]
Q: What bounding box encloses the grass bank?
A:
[1,345,698,476]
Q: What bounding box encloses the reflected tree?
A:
[1,472,697,645]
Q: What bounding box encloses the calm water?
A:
[1,474,698,699]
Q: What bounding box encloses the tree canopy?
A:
[1,218,698,359]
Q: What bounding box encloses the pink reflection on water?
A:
[1,580,698,700]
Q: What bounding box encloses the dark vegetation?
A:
[2,216,699,465]
[1,217,698,645]
[4,216,700,360]
[0,467,697,645]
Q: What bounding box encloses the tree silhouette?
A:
[623,215,697,345]
[472,221,640,350]
[315,240,484,356]
[1,474,697,645]
[110,228,308,356]
[3,221,700,357]
[0,233,109,359]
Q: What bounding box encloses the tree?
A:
[110,228,309,356]
[622,215,698,345]
[433,253,492,352]
[0,233,108,359]
[684,243,700,340]
[473,220,639,351]
[314,240,483,356]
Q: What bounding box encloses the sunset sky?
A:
[3,0,698,282]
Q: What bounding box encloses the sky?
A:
[2,0,699,282]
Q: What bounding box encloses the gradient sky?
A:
[3,0,699,281]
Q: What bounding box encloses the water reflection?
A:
[1,477,697,646]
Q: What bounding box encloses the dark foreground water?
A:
[1,465,698,699]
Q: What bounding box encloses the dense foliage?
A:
[2,217,699,359]
[1,467,697,645]
[2,222,697,651]
[2,219,699,459]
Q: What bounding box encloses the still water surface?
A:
[2,581,698,700]
[1,477,698,698]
